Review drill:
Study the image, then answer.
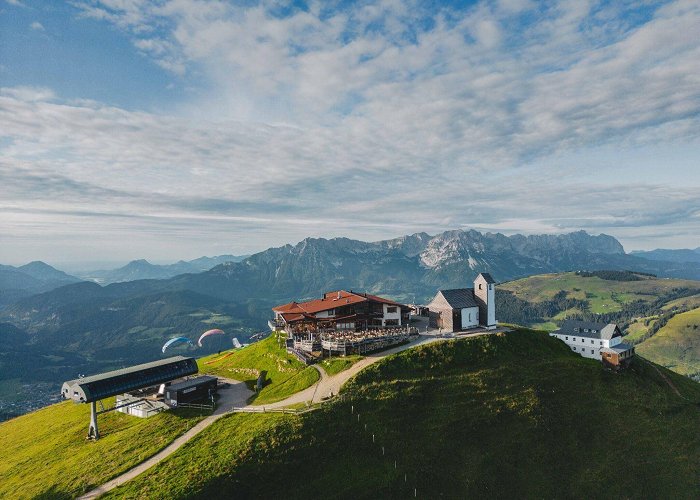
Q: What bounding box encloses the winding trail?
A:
[79,378,252,499]
[81,326,502,498]
[639,357,687,400]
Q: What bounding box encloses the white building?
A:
[550,320,634,363]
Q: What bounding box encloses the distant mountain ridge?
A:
[631,247,700,264]
[77,254,249,284]
[0,261,81,307]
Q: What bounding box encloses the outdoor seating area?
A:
[320,327,418,355]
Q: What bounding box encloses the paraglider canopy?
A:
[198,328,224,347]
[162,337,193,354]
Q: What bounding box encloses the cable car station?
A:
[61,356,217,439]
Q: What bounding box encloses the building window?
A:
[591,349,594,354]
[600,341,603,345]
[573,338,576,342]
[386,306,397,313]
[573,346,577,351]
[591,340,594,344]
[479,284,482,290]
[592,329,597,333]
[565,336,569,340]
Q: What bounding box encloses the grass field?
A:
[104,330,700,499]
[636,307,700,377]
[0,399,204,499]
[199,333,319,405]
[319,355,363,376]
[253,366,320,404]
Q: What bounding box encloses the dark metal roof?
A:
[601,343,634,354]
[554,320,620,340]
[63,356,198,403]
[439,288,479,309]
[168,375,217,392]
[477,272,496,284]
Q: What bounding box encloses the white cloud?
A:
[2,0,700,261]
[29,21,45,31]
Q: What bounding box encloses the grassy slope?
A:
[106,330,700,499]
[500,272,700,314]
[199,334,319,405]
[637,307,700,377]
[319,355,363,376]
[624,315,659,342]
[0,399,204,499]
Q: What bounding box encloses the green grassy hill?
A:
[0,398,204,499]
[199,334,319,405]
[103,330,700,499]
[637,308,700,379]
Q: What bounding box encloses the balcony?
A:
[268,319,286,331]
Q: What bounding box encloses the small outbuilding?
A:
[165,375,218,406]
[601,344,635,370]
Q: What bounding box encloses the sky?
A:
[1,0,699,266]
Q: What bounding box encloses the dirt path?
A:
[253,334,440,410]
[641,357,685,399]
[78,378,252,499]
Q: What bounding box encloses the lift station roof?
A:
[62,356,198,403]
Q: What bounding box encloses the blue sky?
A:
[1,0,699,265]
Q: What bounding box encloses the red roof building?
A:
[272,290,411,334]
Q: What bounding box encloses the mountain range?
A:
[164,230,700,304]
